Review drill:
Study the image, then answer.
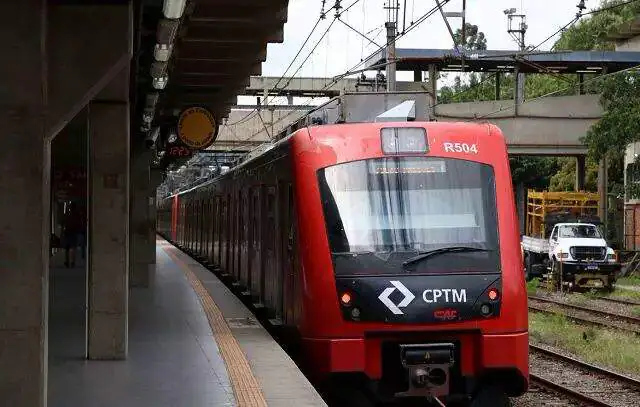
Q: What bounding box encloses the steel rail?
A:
[595,296,640,306]
[529,295,640,325]
[529,374,612,407]
[527,305,640,335]
[530,344,640,389]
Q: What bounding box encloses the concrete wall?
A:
[616,36,640,51]
[435,94,602,155]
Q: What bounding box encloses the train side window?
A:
[550,227,558,241]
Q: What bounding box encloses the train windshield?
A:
[318,156,500,274]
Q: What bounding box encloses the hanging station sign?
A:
[177,106,218,150]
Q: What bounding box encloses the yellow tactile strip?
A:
[163,246,268,407]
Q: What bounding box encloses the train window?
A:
[317,156,500,275]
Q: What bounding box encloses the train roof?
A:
[165,92,499,199]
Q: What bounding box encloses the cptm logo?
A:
[378,281,415,315]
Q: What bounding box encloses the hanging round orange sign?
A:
[177,107,217,149]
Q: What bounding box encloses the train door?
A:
[182,199,187,247]
[199,195,206,257]
[184,200,188,247]
[227,192,233,274]
[208,195,216,265]
[185,199,191,250]
[220,195,228,271]
[200,195,207,258]
[240,189,250,288]
[234,189,243,283]
[272,182,289,323]
[190,198,196,252]
[282,184,296,325]
[205,196,212,261]
[177,199,182,245]
[250,187,262,300]
[202,195,208,260]
[171,196,178,241]
[193,197,200,253]
[177,200,182,245]
[195,195,201,255]
[230,191,237,279]
[264,187,277,316]
[213,195,222,267]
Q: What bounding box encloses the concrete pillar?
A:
[575,156,586,191]
[598,157,608,229]
[87,97,129,360]
[130,150,154,288]
[514,66,523,115]
[577,73,585,95]
[428,64,438,120]
[0,3,48,406]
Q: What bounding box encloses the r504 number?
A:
[443,142,478,154]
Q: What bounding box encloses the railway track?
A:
[528,295,640,334]
[529,344,640,407]
[595,296,640,307]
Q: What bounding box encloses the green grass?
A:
[529,312,640,376]
[526,278,540,296]
[563,293,589,305]
[617,275,640,287]
[608,287,640,301]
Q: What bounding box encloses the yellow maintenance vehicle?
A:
[520,190,620,291]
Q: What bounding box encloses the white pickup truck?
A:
[521,222,619,290]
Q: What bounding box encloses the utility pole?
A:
[384,0,399,91]
[505,8,527,107]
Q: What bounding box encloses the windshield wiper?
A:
[402,246,492,268]
[333,251,376,256]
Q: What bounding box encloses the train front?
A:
[292,122,529,405]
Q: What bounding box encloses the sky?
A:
[235,0,601,105]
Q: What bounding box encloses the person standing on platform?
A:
[62,202,83,268]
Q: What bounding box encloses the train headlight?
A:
[381,127,428,154]
[340,292,352,306]
[350,307,361,320]
[488,288,499,301]
[559,252,569,259]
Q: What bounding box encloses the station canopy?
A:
[363,48,640,74]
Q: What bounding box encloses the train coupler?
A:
[396,343,455,398]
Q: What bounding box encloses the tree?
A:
[549,157,599,191]
[554,0,640,51]
[452,23,487,51]
[566,1,640,198]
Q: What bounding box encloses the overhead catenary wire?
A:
[226,0,452,152]
[236,0,615,151]
[224,15,323,126]
[226,0,362,127]
[338,16,382,49]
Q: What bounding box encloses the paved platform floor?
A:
[47,239,325,406]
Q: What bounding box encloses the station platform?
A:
[48,238,326,407]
